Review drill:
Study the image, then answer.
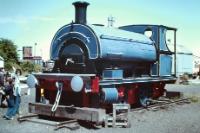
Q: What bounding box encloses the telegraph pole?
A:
[34,43,37,57]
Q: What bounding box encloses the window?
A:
[165,30,175,52]
[144,29,153,38]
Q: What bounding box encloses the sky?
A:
[0,0,200,60]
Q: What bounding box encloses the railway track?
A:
[105,96,191,128]
[116,97,191,118]
[17,97,190,130]
[132,98,190,112]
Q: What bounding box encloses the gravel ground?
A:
[0,83,200,133]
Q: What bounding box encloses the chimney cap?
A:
[72,1,90,7]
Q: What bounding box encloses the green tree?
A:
[0,38,19,70]
[20,61,42,73]
[20,61,34,73]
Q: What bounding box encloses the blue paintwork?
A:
[159,54,172,76]
[119,25,174,52]
[119,25,159,49]
[102,88,118,103]
[120,25,175,76]
[92,24,157,61]
[151,55,172,76]
[50,24,99,60]
[50,24,157,62]
[102,69,123,79]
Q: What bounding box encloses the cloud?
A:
[31,16,56,21]
[0,15,57,24]
[0,16,28,24]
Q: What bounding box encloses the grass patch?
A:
[183,92,200,103]
[189,96,199,103]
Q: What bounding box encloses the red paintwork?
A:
[152,83,165,98]
[40,79,57,91]
[82,91,89,107]
[127,84,138,104]
[37,75,166,107]
[91,77,99,93]
[118,86,125,98]
[38,78,75,92]
[116,85,138,104]
[37,76,95,107]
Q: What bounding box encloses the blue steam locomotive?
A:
[27,1,177,123]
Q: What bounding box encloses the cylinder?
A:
[101,88,118,103]
[73,1,90,24]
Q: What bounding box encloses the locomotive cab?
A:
[119,25,177,77]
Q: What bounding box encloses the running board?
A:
[100,77,176,86]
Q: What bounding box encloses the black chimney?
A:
[73,1,90,24]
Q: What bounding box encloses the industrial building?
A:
[175,45,193,76]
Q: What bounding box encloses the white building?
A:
[174,45,193,76]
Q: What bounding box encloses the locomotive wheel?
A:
[139,96,150,107]
[138,84,151,107]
